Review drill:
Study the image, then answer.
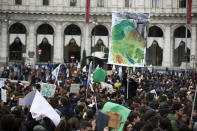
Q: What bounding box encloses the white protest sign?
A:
[70,84,80,93]
[23,90,37,106]
[0,78,5,88]
[100,82,114,93]
[1,89,7,103]
[19,98,25,106]
[30,91,60,126]
[40,83,56,98]
[106,70,113,76]
[31,112,42,121]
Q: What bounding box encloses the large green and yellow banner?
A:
[108,12,149,67]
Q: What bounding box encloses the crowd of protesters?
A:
[1,62,197,131]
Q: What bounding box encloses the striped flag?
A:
[52,64,61,83]
[86,0,90,23]
[187,0,192,24]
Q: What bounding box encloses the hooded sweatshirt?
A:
[167,114,180,131]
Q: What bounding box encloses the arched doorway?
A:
[64,24,81,62]
[173,26,191,66]
[95,39,105,52]
[91,25,109,55]
[9,23,26,62]
[146,41,163,66]
[38,38,52,62]
[146,26,163,66]
[9,37,24,61]
[68,39,81,63]
[174,41,190,66]
[37,24,54,63]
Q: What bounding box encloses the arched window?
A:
[64,24,81,35]
[43,0,49,6]
[148,26,163,37]
[37,24,54,34]
[91,25,108,36]
[9,23,26,34]
[70,0,77,6]
[15,0,22,5]
[97,0,104,7]
[152,0,159,8]
[125,0,132,8]
[179,0,186,8]
[174,26,191,38]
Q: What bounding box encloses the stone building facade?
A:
[0,0,197,68]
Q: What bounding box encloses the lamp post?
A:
[92,18,98,69]
[184,0,188,63]
[4,17,10,67]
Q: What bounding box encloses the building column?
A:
[82,23,91,57]
[81,23,90,59]
[53,23,64,63]
[26,22,36,66]
[190,24,197,68]
[162,24,173,67]
[0,21,8,66]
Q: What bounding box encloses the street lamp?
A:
[92,18,98,69]
[184,0,189,63]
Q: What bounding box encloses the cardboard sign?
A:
[106,111,121,129]
[70,84,80,93]
[100,82,114,93]
[102,102,131,131]
[0,78,5,88]
[40,83,56,98]
[1,89,7,103]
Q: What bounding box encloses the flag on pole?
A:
[187,0,192,24]
[52,64,61,83]
[87,61,93,85]
[86,0,90,23]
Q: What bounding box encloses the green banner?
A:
[108,12,150,67]
[102,102,131,131]
[93,68,106,83]
[40,83,56,98]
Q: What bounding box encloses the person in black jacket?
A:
[57,97,76,120]
[123,71,138,100]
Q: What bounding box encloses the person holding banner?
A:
[123,72,138,99]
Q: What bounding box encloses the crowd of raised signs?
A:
[0,63,197,131]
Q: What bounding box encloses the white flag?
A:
[87,61,93,85]
[52,64,61,83]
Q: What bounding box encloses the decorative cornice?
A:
[0,10,112,16]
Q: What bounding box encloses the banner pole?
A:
[127,69,130,99]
